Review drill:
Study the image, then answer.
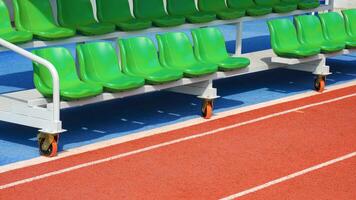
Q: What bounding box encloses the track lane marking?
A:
[1,81,355,174]
[0,92,356,190]
[220,152,356,200]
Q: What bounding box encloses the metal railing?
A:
[0,38,61,123]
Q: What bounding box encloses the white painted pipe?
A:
[0,38,61,123]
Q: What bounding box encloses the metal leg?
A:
[167,80,219,119]
[286,58,331,92]
[234,22,243,56]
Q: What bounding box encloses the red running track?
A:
[0,86,356,199]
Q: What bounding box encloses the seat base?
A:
[218,57,250,71]
[142,69,183,84]
[216,9,245,20]
[320,42,345,53]
[181,63,218,77]
[100,75,145,92]
[276,46,320,58]
[152,16,185,27]
[0,30,32,43]
[346,38,356,49]
[246,6,273,16]
[273,3,297,13]
[76,23,116,36]
[186,12,216,23]
[116,19,152,31]
[298,1,320,10]
[33,27,75,40]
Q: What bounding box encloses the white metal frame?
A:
[0,1,337,137]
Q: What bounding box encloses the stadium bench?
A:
[33,47,103,100]
[281,0,320,10]
[294,15,345,53]
[268,18,320,58]
[227,0,272,16]
[198,0,246,20]
[77,42,145,92]
[341,9,356,47]
[156,32,218,77]
[319,12,356,49]
[118,37,184,84]
[12,0,75,40]
[96,0,152,31]
[254,0,297,13]
[167,0,216,23]
[133,0,185,27]
[57,0,115,35]
[0,0,32,43]
[191,27,250,71]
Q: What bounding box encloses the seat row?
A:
[268,9,356,58]
[32,27,250,100]
[0,0,321,43]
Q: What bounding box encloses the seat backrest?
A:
[96,0,133,23]
[198,0,228,12]
[254,0,281,7]
[57,0,97,28]
[33,47,81,89]
[227,0,256,9]
[12,0,58,31]
[133,0,167,19]
[294,15,325,47]
[167,0,197,16]
[0,0,13,33]
[118,37,163,74]
[318,12,348,42]
[191,27,229,63]
[267,19,301,52]
[342,9,356,37]
[77,42,123,82]
[156,32,197,67]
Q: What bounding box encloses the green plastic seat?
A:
[319,12,356,49]
[118,37,183,84]
[0,0,32,43]
[191,27,250,71]
[33,47,103,100]
[76,42,145,92]
[198,0,245,20]
[268,18,320,58]
[295,15,345,53]
[57,0,115,35]
[227,0,272,16]
[96,0,151,31]
[255,0,297,13]
[156,32,218,77]
[133,0,185,27]
[167,0,216,23]
[282,0,320,10]
[12,0,75,40]
[342,9,356,45]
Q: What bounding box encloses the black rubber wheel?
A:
[202,100,214,119]
[314,77,325,93]
[38,136,58,157]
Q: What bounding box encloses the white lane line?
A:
[220,152,356,200]
[1,81,355,174]
[1,93,355,190]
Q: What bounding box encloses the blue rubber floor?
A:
[0,20,355,166]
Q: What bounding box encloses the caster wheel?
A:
[202,100,213,119]
[314,77,326,93]
[38,133,58,157]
